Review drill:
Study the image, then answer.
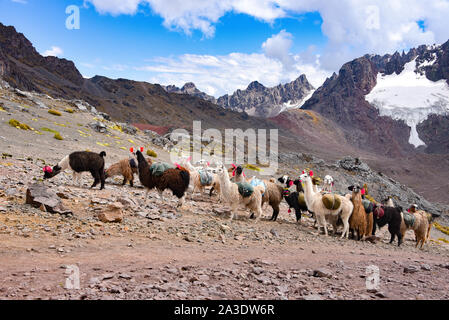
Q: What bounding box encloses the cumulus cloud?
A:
[262,30,294,70]
[43,46,64,57]
[85,0,449,68]
[137,49,329,98]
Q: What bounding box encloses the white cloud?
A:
[43,46,64,57]
[83,0,142,15]
[137,47,329,98]
[262,29,294,69]
[84,0,449,69]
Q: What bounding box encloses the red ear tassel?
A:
[361,188,366,195]
[309,171,314,177]
[232,169,236,177]
[187,156,192,162]
[289,181,294,187]
[140,147,144,152]
[302,171,305,174]
[130,147,134,153]
[288,209,292,213]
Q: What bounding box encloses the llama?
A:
[400,205,433,249]
[216,164,264,221]
[299,171,353,238]
[247,178,283,222]
[277,176,308,222]
[323,175,334,193]
[43,151,106,190]
[348,185,368,240]
[135,150,190,208]
[209,166,234,199]
[105,158,138,187]
[180,157,215,199]
[372,204,403,246]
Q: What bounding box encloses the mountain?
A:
[216,75,315,118]
[162,82,217,104]
[0,23,278,133]
[1,22,449,205]
[302,42,449,156]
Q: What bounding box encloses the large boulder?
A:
[88,121,108,133]
[26,183,72,215]
[97,202,124,223]
[118,123,137,135]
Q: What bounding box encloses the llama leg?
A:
[90,170,100,189]
[389,232,395,244]
[100,169,105,190]
[145,189,150,207]
[177,196,186,208]
[341,219,350,239]
[158,190,165,202]
[130,179,134,188]
[397,232,403,246]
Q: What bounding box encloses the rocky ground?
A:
[1,87,449,300]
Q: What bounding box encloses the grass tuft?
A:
[48,109,62,116]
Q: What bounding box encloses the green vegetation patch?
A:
[48,109,62,116]
[8,119,31,130]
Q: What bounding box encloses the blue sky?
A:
[1,0,449,97]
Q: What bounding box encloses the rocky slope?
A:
[217,75,314,118]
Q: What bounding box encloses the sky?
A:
[1,0,449,97]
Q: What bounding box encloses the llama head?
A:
[324,175,334,185]
[278,175,289,185]
[43,165,61,179]
[350,184,361,194]
[299,170,310,182]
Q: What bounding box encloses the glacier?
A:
[366,58,449,148]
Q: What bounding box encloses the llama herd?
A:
[42,150,435,249]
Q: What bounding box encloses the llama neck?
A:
[220,168,233,195]
[352,192,362,208]
[303,177,316,204]
[58,155,70,171]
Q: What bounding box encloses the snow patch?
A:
[279,89,316,114]
[366,58,449,148]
